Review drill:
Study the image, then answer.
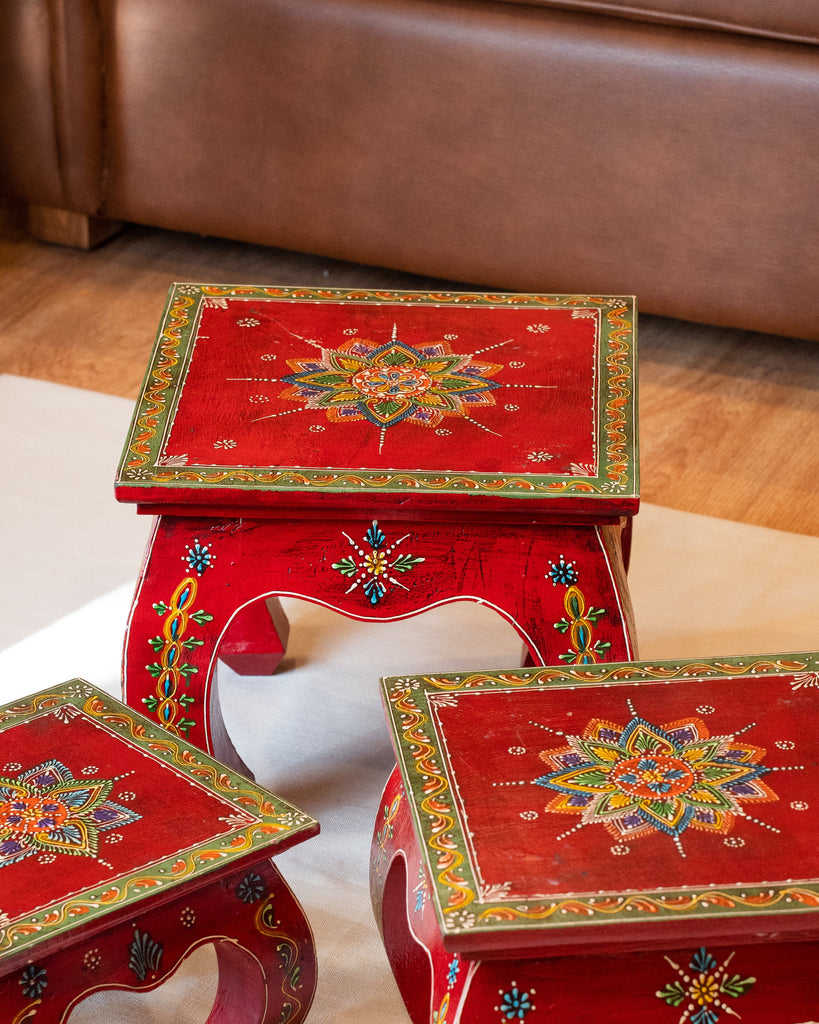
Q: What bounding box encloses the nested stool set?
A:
[7,284,733,1022]
[11,284,818,1022]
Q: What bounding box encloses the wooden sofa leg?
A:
[28,204,123,249]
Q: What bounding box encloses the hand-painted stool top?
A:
[380,652,819,958]
[115,285,638,520]
[0,681,318,970]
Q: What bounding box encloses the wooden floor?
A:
[1,211,817,536]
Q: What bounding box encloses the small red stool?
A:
[371,652,819,1022]
[116,285,638,769]
[0,680,318,1023]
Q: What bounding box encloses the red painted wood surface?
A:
[115,287,638,520]
[118,286,639,772]
[370,655,819,1022]
[122,514,636,768]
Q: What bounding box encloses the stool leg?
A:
[372,768,469,1024]
[123,516,285,773]
[219,596,290,675]
[3,859,316,1023]
[203,860,316,1024]
[520,518,635,666]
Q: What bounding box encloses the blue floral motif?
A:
[184,539,214,576]
[20,964,47,999]
[236,871,266,904]
[547,555,578,587]
[617,757,687,795]
[498,986,534,1020]
[447,957,460,988]
[128,929,162,981]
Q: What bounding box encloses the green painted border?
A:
[115,284,638,503]
[381,652,819,941]
[0,680,318,960]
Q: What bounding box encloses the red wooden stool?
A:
[371,653,819,1022]
[116,285,638,770]
[0,680,318,1023]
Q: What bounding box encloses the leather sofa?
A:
[2,0,817,340]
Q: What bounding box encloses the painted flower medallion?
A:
[534,705,780,854]
[0,760,141,867]
[279,325,503,440]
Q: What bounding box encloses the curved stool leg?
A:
[204,859,316,1024]
[3,859,316,1024]
[371,768,469,1024]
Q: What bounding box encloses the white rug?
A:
[2,374,818,1023]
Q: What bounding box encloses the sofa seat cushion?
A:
[493,0,819,45]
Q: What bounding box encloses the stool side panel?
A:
[2,858,317,1024]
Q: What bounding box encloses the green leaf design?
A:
[720,974,756,998]
[383,349,412,366]
[152,601,169,616]
[332,556,358,577]
[656,981,686,1007]
[148,636,165,651]
[392,553,425,573]
[191,610,213,625]
[373,399,403,417]
[182,637,205,650]
[146,663,163,678]
[553,618,570,634]
[178,663,198,678]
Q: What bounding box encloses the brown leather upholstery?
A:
[0,0,104,213]
[493,0,819,45]
[1,0,818,340]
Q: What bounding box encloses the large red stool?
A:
[371,652,819,1022]
[0,680,318,1023]
[116,285,638,770]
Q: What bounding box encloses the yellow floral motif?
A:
[691,974,719,1005]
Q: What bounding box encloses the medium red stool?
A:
[371,652,819,1022]
[116,285,639,770]
[0,680,318,1023]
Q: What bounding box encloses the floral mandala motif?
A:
[496,984,535,1020]
[20,963,48,999]
[236,871,266,904]
[279,324,502,441]
[0,760,141,867]
[657,947,755,1023]
[332,520,425,606]
[183,539,215,576]
[533,703,781,855]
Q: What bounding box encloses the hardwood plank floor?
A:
[2,214,817,535]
